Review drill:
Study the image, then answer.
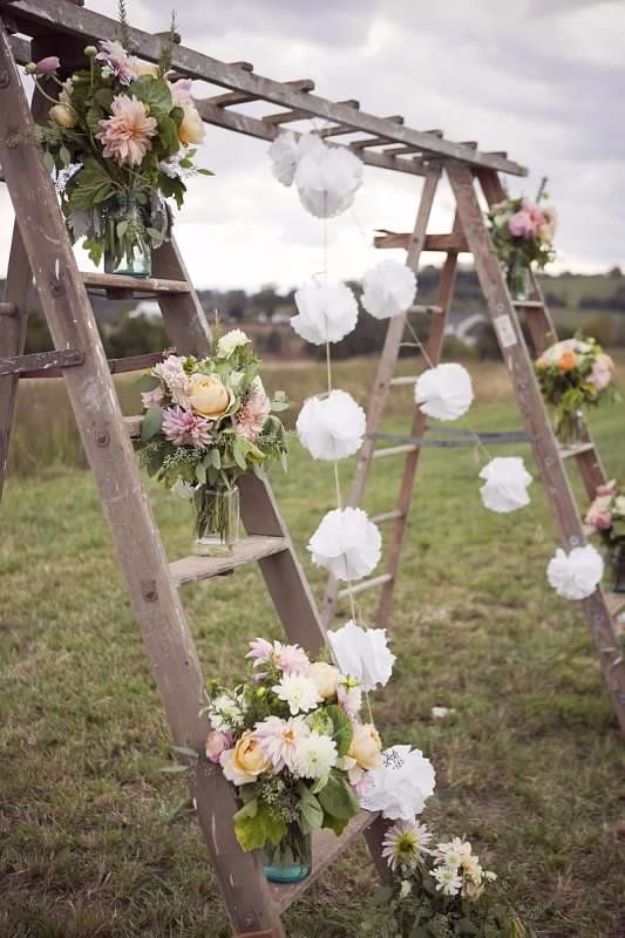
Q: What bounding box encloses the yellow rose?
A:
[187,373,230,419]
[309,661,340,699]
[233,731,270,777]
[348,722,382,770]
[49,104,78,129]
[130,58,160,77]
[178,105,205,145]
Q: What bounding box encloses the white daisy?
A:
[294,731,338,779]
[272,673,322,716]
[432,862,463,897]
[381,820,432,871]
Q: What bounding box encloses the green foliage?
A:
[233,798,286,851]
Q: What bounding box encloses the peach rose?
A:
[129,57,160,77]
[558,350,577,372]
[348,722,382,770]
[220,730,270,785]
[178,105,205,145]
[49,103,78,129]
[308,661,340,699]
[205,729,230,763]
[187,373,230,419]
[588,353,614,392]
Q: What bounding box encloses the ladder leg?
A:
[447,162,625,736]
[0,228,30,497]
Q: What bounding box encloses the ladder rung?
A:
[0,348,83,377]
[338,573,393,598]
[269,809,377,912]
[412,304,443,315]
[0,301,16,316]
[370,509,405,524]
[170,536,288,587]
[558,442,595,459]
[80,272,190,296]
[390,375,417,387]
[373,444,418,458]
[512,300,544,309]
[373,232,469,252]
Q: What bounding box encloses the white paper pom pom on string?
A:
[327,619,395,691]
[358,745,436,821]
[362,260,417,320]
[308,507,381,581]
[478,456,533,514]
[295,144,363,219]
[291,280,359,345]
[414,362,474,421]
[297,390,366,460]
[546,544,604,600]
[268,131,300,187]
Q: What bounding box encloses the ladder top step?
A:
[338,573,393,599]
[558,441,594,459]
[170,536,288,586]
[80,271,191,295]
[269,809,377,912]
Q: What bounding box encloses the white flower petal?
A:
[358,745,436,821]
[414,362,474,421]
[308,507,381,581]
[478,456,532,514]
[327,619,395,691]
[295,144,363,219]
[362,260,417,320]
[546,544,603,600]
[297,390,365,460]
[268,131,300,187]
[291,280,358,345]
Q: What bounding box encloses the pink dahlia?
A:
[246,637,274,663]
[97,94,157,167]
[234,381,271,442]
[254,715,310,772]
[588,352,614,392]
[508,210,536,239]
[161,406,212,448]
[153,355,190,406]
[96,39,137,84]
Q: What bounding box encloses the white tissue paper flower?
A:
[327,619,395,691]
[308,507,381,581]
[478,456,533,514]
[296,390,366,460]
[358,745,436,821]
[268,131,300,186]
[295,142,363,218]
[291,280,358,345]
[361,260,417,320]
[414,363,474,421]
[546,544,604,600]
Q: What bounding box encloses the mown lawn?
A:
[1,356,625,937]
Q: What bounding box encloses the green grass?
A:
[2,357,625,937]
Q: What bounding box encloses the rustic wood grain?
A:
[0,348,83,376]
[80,270,190,295]
[170,536,288,586]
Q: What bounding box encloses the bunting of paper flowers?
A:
[308,507,381,580]
[358,745,436,821]
[478,456,533,514]
[291,279,359,345]
[546,544,604,600]
[295,141,363,218]
[327,619,395,691]
[414,362,474,421]
[296,390,366,460]
[361,260,417,320]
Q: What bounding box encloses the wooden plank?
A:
[19,350,166,379]
[370,509,405,524]
[80,271,190,295]
[389,375,417,387]
[0,348,83,376]
[203,78,314,109]
[0,302,16,315]
[605,591,625,618]
[170,536,288,586]
[374,231,469,252]
[269,810,377,912]
[513,300,544,309]
[372,443,419,458]
[150,237,213,356]
[264,99,359,126]
[5,0,526,175]
[558,442,595,459]
[338,574,393,599]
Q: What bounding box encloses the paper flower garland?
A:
[308,507,381,580]
[414,362,474,422]
[296,390,366,461]
[546,544,604,600]
[478,456,533,514]
[358,745,436,821]
[295,142,363,219]
[327,620,395,691]
[361,260,417,320]
[268,131,325,187]
[291,279,359,345]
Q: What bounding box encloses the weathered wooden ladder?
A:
[321,162,625,735]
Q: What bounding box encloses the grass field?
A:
[2,355,625,937]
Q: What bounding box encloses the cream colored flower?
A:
[178,105,205,145]
[187,373,230,419]
[129,57,160,77]
[348,722,382,770]
[308,661,340,699]
[220,731,270,785]
[49,103,78,129]
[217,329,250,357]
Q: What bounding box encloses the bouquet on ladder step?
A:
[585,479,625,593]
[486,179,556,301]
[134,330,289,554]
[26,12,212,278]
[534,335,615,444]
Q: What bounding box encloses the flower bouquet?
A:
[534,336,615,444]
[205,635,384,883]
[28,16,211,278]
[585,480,625,593]
[134,330,288,554]
[487,186,555,300]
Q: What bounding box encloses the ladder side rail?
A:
[448,162,625,735]
[151,238,213,355]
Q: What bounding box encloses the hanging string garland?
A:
[297,390,366,461]
[308,506,382,581]
[546,544,604,600]
[478,456,533,514]
[291,279,359,345]
[361,259,417,320]
[414,362,474,421]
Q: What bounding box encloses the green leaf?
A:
[297,784,324,834]
[59,145,71,167]
[171,745,198,760]
[159,764,189,774]
[141,406,163,441]
[68,157,115,210]
[134,373,160,392]
[321,811,348,836]
[157,114,180,157]
[94,87,114,111]
[170,105,184,126]
[372,886,394,906]
[116,220,129,238]
[132,76,173,117]
[325,704,353,757]
[42,151,55,174]
[195,462,207,485]
[317,769,359,820]
[197,168,215,176]
[233,800,286,852]
[232,438,249,472]
[146,227,165,244]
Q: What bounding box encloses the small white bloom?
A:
[328,620,395,691]
[361,260,417,320]
[479,456,533,514]
[217,329,251,357]
[295,142,363,218]
[432,863,463,897]
[171,478,196,500]
[208,693,244,733]
[291,280,359,345]
[308,507,381,581]
[296,390,366,460]
[399,880,412,899]
[294,731,338,779]
[358,745,436,821]
[546,544,604,600]
[272,673,322,716]
[414,362,474,421]
[382,820,432,871]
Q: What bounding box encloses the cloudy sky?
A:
[2,0,623,290]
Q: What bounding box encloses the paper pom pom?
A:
[478,456,533,514]
[268,131,300,186]
[291,280,358,345]
[546,544,604,600]
[308,507,381,581]
[295,143,363,219]
[414,362,474,421]
[358,745,436,821]
[296,390,365,461]
[327,620,395,691]
[361,260,417,320]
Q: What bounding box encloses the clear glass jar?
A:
[262,826,312,884]
[192,485,240,556]
[607,542,625,594]
[506,252,530,301]
[101,190,151,278]
[555,408,586,446]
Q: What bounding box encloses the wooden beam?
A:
[373,231,469,251]
[203,78,314,109]
[261,98,359,126]
[321,115,403,139]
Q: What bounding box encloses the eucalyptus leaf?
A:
[171,745,199,760]
[59,145,71,167]
[159,764,190,774]
[42,151,56,174]
[134,373,160,392]
[141,406,163,441]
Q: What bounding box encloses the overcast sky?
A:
[2,0,623,291]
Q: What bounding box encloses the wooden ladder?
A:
[0,22,388,936]
[322,161,625,736]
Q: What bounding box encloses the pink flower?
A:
[588,353,614,392]
[597,480,617,497]
[508,210,536,239]
[161,406,212,448]
[96,39,137,84]
[246,637,274,662]
[35,56,60,75]
[585,492,614,530]
[234,380,271,442]
[246,639,310,675]
[254,716,310,772]
[169,78,193,108]
[97,94,157,167]
[141,386,164,409]
[153,355,190,406]
[337,679,363,717]
[205,729,231,763]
